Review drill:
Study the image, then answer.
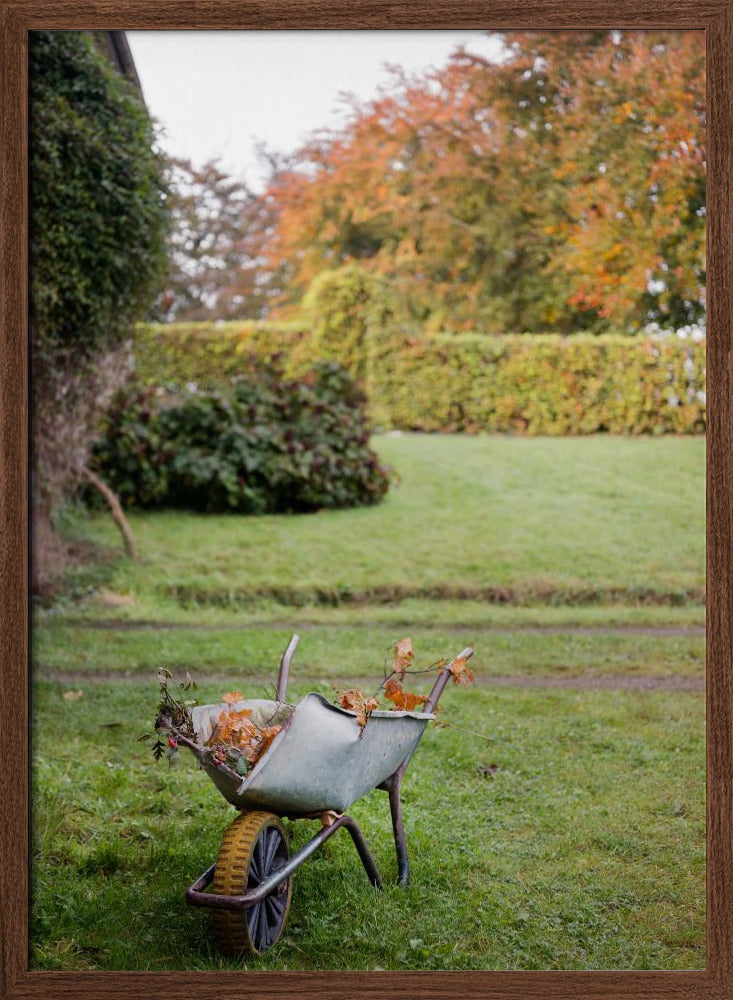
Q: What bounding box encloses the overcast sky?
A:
[126,31,504,189]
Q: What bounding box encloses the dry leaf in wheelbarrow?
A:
[447,654,475,685]
[392,637,414,679]
[383,678,428,711]
[208,706,254,746]
[337,687,379,728]
[207,704,282,767]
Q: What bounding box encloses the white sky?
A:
[126,31,504,190]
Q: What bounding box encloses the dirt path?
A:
[36,670,705,692]
[52,619,706,638]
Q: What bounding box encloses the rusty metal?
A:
[186,813,382,912]
[276,633,300,702]
[424,646,474,715]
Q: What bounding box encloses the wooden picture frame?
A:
[1,3,729,998]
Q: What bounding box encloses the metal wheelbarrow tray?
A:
[161,635,473,956]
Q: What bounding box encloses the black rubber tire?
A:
[211,810,292,956]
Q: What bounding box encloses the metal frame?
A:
[186,813,382,911]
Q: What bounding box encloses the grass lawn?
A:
[34,622,704,683]
[31,433,706,970]
[31,679,704,972]
[54,434,705,613]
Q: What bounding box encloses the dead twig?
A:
[81,466,138,560]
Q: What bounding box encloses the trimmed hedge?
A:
[374,333,706,435]
[133,321,308,389]
[132,324,706,435]
[300,265,403,383]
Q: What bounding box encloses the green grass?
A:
[32,433,706,970]
[33,622,704,683]
[31,679,705,971]
[62,435,705,611]
[36,596,707,630]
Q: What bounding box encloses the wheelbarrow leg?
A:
[388,773,410,887]
[340,815,383,888]
[382,647,474,888]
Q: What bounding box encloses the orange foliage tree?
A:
[258,30,705,333]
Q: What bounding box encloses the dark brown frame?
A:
[1,4,729,998]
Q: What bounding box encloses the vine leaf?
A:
[447,654,475,685]
[392,637,414,679]
[338,687,379,728]
[383,678,428,711]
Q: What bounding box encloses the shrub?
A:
[30,32,169,364]
[300,266,404,387]
[91,386,171,508]
[91,362,390,513]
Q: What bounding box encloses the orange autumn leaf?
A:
[208,704,281,766]
[447,655,475,686]
[222,690,243,704]
[239,729,265,763]
[338,687,379,728]
[383,677,427,711]
[258,724,282,756]
[392,637,414,679]
[208,707,254,747]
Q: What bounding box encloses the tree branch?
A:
[81,467,138,560]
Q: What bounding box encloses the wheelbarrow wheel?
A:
[212,810,292,956]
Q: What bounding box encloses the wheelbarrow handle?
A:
[423,646,474,714]
[276,633,300,702]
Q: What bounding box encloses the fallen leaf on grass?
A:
[62,690,84,702]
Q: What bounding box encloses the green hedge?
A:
[132,324,706,435]
[133,321,308,388]
[374,333,706,435]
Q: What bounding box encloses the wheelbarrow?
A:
[160,634,474,955]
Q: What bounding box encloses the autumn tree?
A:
[154,158,275,321]
[259,30,705,334]
[545,31,706,328]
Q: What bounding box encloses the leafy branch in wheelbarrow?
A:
[335,637,476,729]
[143,636,475,771]
[139,668,199,761]
[141,672,283,776]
